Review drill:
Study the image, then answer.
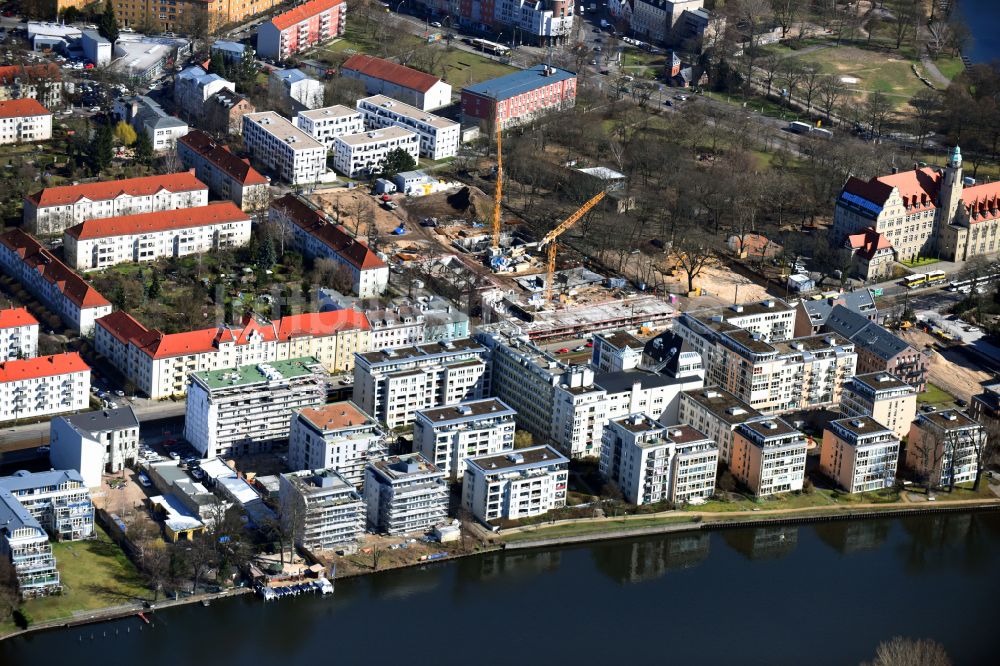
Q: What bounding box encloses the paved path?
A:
[920,55,952,87]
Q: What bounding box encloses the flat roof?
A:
[829,416,893,438]
[337,126,417,146]
[245,111,325,150]
[358,338,484,364]
[773,333,853,354]
[738,418,801,440]
[59,406,139,435]
[594,369,689,394]
[663,424,713,445]
[298,104,360,120]
[193,357,323,390]
[284,468,359,497]
[466,445,568,472]
[298,401,377,431]
[681,387,761,424]
[596,330,643,349]
[463,65,575,102]
[917,409,979,430]
[370,453,441,480]
[611,413,663,434]
[417,398,515,424]
[720,327,776,354]
[850,372,913,393]
[358,95,458,129]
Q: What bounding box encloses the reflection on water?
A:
[722,525,799,561]
[814,520,891,555]
[591,533,711,584]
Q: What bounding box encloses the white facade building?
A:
[462,446,569,523]
[269,68,324,111]
[357,95,460,160]
[333,126,420,179]
[49,407,140,488]
[591,331,644,373]
[821,416,900,494]
[174,66,234,120]
[295,105,364,151]
[0,308,38,360]
[342,54,452,111]
[243,111,327,185]
[365,304,425,350]
[414,398,517,482]
[0,98,52,145]
[289,402,387,488]
[677,386,762,466]
[364,453,448,535]
[279,468,364,552]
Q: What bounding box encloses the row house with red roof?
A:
[0,308,38,361]
[95,310,372,399]
[0,353,90,423]
[341,54,452,112]
[177,131,270,213]
[0,64,62,109]
[0,230,112,336]
[832,146,1000,265]
[256,0,347,62]
[63,202,252,272]
[0,99,52,145]
[269,193,389,298]
[23,171,210,236]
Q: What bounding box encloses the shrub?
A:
[13,608,31,629]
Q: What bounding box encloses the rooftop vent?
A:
[765,421,778,430]
[731,304,744,313]
[764,299,776,308]
[850,419,865,428]
[506,453,524,464]
[705,390,720,398]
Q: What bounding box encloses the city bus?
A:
[925,269,947,285]
[903,273,928,289]
[470,38,511,56]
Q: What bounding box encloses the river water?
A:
[956,0,1000,64]
[2,513,999,665]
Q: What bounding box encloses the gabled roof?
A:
[271,194,386,270]
[462,65,576,102]
[963,180,1000,224]
[276,310,370,340]
[824,305,913,361]
[65,202,249,240]
[0,229,111,309]
[0,63,60,85]
[270,0,344,31]
[845,227,893,261]
[842,167,941,209]
[27,171,205,208]
[179,131,267,186]
[0,307,38,330]
[0,352,89,383]
[800,289,877,326]
[342,53,442,94]
[0,98,50,118]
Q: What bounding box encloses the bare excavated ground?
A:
[900,328,991,401]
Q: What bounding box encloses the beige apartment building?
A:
[677,386,761,466]
[821,416,900,493]
[839,372,917,440]
[731,418,807,497]
[906,410,986,489]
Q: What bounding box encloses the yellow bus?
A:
[926,270,946,285]
[903,273,927,289]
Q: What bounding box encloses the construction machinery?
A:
[538,191,606,304]
[492,123,503,250]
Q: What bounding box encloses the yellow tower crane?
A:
[538,191,606,305]
[492,123,503,250]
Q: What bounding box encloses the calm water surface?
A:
[3,513,1000,665]
[957,0,1000,63]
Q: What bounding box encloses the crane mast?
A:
[492,123,502,249]
[539,191,606,305]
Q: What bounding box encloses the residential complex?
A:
[268,68,325,112]
[23,170,208,236]
[821,416,900,493]
[185,357,328,459]
[840,372,917,440]
[295,105,365,151]
[731,418,808,497]
[0,98,52,145]
[174,66,234,121]
[592,331,644,373]
[177,131,270,213]
[461,65,577,130]
[462,446,569,523]
[414,398,517,482]
[906,410,986,489]
[332,126,420,179]
[257,0,347,61]
[971,381,1000,427]
[114,0,282,35]
[353,338,491,429]
[202,88,256,137]
[0,63,62,108]
[0,230,112,335]
[341,54,452,111]
[63,202,252,272]
[364,454,448,535]
[677,386,761,466]
[365,304,425,350]
[0,308,38,360]
[278,468,364,552]
[824,305,927,392]
[289,402,387,487]
[793,290,878,338]
[357,95,460,160]
[414,0,575,46]
[50,407,140,488]
[243,111,327,185]
[114,95,189,151]
[0,488,60,599]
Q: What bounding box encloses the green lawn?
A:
[918,382,956,406]
[702,90,804,122]
[683,490,837,513]
[932,56,965,83]
[901,256,941,268]
[502,515,699,542]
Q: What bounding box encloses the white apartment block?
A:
[591,330,644,373]
[0,489,60,598]
[289,402,387,488]
[906,409,986,489]
[365,304,425,350]
[677,386,762,466]
[268,68,324,111]
[184,357,328,459]
[50,406,140,488]
[840,372,917,440]
[821,416,900,494]
[600,414,718,506]
[23,170,209,236]
[295,105,364,151]
[0,353,90,423]
[176,131,270,214]
[279,468,364,552]
[243,111,327,185]
[353,339,490,429]
[63,202,252,272]
[414,398,517,482]
[0,98,52,145]
[462,446,569,524]
[0,308,38,360]
[364,453,448,535]
[731,418,807,497]
[96,309,371,399]
[678,299,797,345]
[174,66,234,120]
[333,126,420,179]
[357,95,460,160]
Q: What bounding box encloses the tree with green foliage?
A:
[91,123,115,172]
[147,271,161,299]
[114,120,137,146]
[134,129,154,165]
[377,147,417,179]
[208,51,228,78]
[98,0,119,44]
[255,234,276,270]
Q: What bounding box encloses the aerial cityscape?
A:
[0,0,997,663]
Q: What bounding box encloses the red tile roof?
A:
[64,202,250,241]
[0,352,88,383]
[342,54,441,94]
[178,130,268,186]
[271,0,344,31]
[271,194,386,270]
[846,227,893,261]
[299,401,372,431]
[26,171,206,208]
[0,307,38,330]
[963,181,1000,224]
[843,167,942,209]
[0,63,60,86]
[0,229,111,309]
[277,310,370,340]
[96,311,152,346]
[0,98,50,118]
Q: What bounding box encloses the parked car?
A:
[169,452,180,460]
[573,345,586,352]
[556,348,569,354]
[138,473,152,487]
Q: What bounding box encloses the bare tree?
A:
[866,91,893,140]
[800,66,824,113]
[770,0,802,39]
[861,636,952,666]
[670,228,716,293]
[779,60,805,104]
[735,0,774,97]
[818,75,847,124]
[759,53,783,97]
[908,90,941,149]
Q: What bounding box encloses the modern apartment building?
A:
[256,0,347,61]
[461,65,577,130]
[415,0,575,46]
[731,418,807,497]
[824,305,927,391]
[0,98,52,145]
[50,407,140,489]
[906,409,986,489]
[295,105,365,151]
[591,330,644,373]
[97,310,370,399]
[677,386,762,466]
[364,453,448,535]
[341,54,452,111]
[243,111,327,185]
[462,446,569,523]
[63,202,252,271]
[414,398,517,482]
[353,339,491,429]
[278,468,364,552]
[365,304,425,350]
[0,308,38,360]
[0,353,90,423]
[332,126,420,179]
[821,416,900,493]
[356,95,460,160]
[177,131,270,213]
[268,68,325,112]
[0,488,60,599]
[23,171,208,237]
[840,372,917,440]
[185,357,328,459]
[174,66,234,121]
[793,289,878,338]
[269,193,389,298]
[289,402,387,487]
[971,381,1000,427]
